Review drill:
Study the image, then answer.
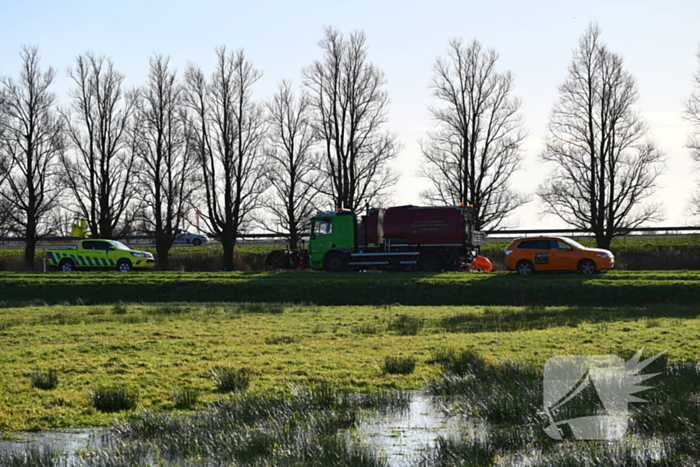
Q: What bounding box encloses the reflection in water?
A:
[0,394,462,466]
[0,428,105,457]
[346,393,461,467]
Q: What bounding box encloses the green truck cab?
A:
[46,239,155,272]
[308,211,356,270]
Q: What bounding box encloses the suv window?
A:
[551,240,570,251]
[517,239,551,250]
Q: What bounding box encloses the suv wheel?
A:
[578,259,596,274]
[117,259,133,273]
[517,260,534,275]
[59,259,75,272]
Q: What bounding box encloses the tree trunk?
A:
[289,229,299,251]
[222,233,236,271]
[155,235,170,271]
[24,236,37,271]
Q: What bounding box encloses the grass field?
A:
[1,265,699,465]
[0,301,696,432]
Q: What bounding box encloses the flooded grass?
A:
[0,443,65,467]
[3,369,699,466]
[422,351,700,466]
[106,389,395,466]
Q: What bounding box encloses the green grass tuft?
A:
[210,367,250,393]
[27,369,59,390]
[382,356,416,375]
[88,385,139,413]
[388,314,424,335]
[264,335,297,345]
[171,387,200,409]
[111,301,128,315]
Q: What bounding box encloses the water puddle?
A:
[346,392,461,466]
[0,427,106,456]
[0,394,460,465]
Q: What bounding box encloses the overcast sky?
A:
[2,0,699,229]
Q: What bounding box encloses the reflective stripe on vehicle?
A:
[78,255,86,266]
[101,258,107,266]
[109,259,114,266]
[86,257,93,266]
[48,252,56,264]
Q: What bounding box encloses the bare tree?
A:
[0,46,65,269]
[685,45,700,215]
[60,52,139,239]
[0,197,12,238]
[184,48,268,270]
[134,55,197,270]
[0,92,10,237]
[263,81,320,249]
[538,24,664,249]
[420,39,527,230]
[303,27,399,212]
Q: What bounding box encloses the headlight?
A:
[505,250,513,255]
[597,253,610,258]
[131,252,149,258]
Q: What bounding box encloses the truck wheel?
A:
[59,259,75,272]
[323,251,347,272]
[418,251,443,272]
[516,260,534,275]
[117,259,133,273]
[578,259,596,274]
[193,238,202,246]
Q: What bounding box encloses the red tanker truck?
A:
[266,204,488,272]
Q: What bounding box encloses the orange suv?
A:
[504,236,614,275]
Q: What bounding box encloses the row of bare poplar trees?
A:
[0,28,402,270]
[1,24,699,270]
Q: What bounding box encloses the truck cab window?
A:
[312,218,332,236]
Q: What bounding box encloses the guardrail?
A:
[484,226,700,238]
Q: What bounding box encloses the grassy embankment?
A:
[0,270,700,306]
